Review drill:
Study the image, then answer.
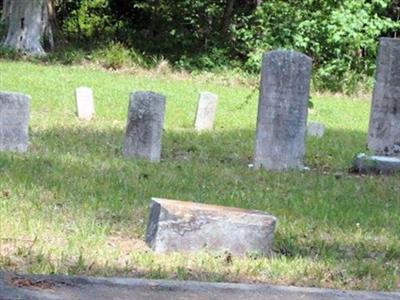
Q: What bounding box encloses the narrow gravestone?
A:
[75,87,95,120]
[307,122,325,138]
[368,38,400,156]
[194,92,218,131]
[146,198,277,256]
[254,50,312,171]
[123,91,166,162]
[0,92,30,152]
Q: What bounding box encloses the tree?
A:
[1,0,54,55]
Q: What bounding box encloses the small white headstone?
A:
[75,87,95,120]
[194,92,218,131]
[307,122,325,138]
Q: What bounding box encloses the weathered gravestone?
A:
[146,198,277,256]
[254,51,312,171]
[75,87,95,120]
[0,92,30,152]
[194,92,218,131]
[368,38,400,156]
[123,91,166,162]
[307,122,325,138]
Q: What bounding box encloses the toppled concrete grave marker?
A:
[0,92,30,152]
[194,92,218,131]
[145,198,277,256]
[307,122,325,138]
[352,153,400,174]
[123,91,166,162]
[254,50,312,171]
[75,87,95,120]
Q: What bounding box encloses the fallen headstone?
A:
[194,92,218,131]
[123,91,166,162]
[146,198,277,256]
[352,153,400,174]
[75,87,95,120]
[368,38,400,156]
[254,50,312,171]
[0,92,30,152]
[307,122,325,138]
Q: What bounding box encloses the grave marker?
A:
[123,91,166,162]
[0,92,30,152]
[254,51,312,171]
[194,92,218,131]
[368,38,400,156]
[75,87,95,120]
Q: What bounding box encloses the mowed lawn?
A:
[0,60,399,291]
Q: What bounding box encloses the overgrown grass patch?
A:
[0,60,399,291]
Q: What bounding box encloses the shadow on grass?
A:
[1,125,400,264]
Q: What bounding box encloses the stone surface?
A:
[145,198,277,256]
[307,122,325,138]
[75,87,95,120]
[194,92,218,131]
[368,38,400,156]
[254,50,312,171]
[352,153,400,174]
[2,273,400,300]
[0,92,30,152]
[123,91,166,162]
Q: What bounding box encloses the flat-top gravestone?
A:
[254,50,312,171]
[75,87,95,120]
[0,92,30,152]
[146,198,277,256]
[123,91,166,162]
[368,38,400,156]
[194,92,218,131]
[307,122,325,138]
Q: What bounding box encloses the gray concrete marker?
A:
[123,91,166,162]
[0,92,30,152]
[254,51,312,171]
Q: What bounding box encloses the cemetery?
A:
[0,0,400,295]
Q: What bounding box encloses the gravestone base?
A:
[352,153,400,174]
[146,198,277,257]
[0,92,30,152]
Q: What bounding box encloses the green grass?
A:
[0,60,399,291]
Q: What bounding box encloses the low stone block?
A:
[75,87,95,120]
[194,92,218,131]
[0,92,30,152]
[352,153,400,174]
[307,122,325,138]
[146,198,277,256]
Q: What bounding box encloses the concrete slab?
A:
[1,273,399,300]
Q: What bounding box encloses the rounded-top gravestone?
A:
[0,92,30,152]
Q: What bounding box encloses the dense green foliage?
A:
[1,0,400,91]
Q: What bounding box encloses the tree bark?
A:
[3,0,51,55]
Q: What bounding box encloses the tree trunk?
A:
[3,0,50,55]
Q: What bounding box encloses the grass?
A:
[0,59,399,291]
